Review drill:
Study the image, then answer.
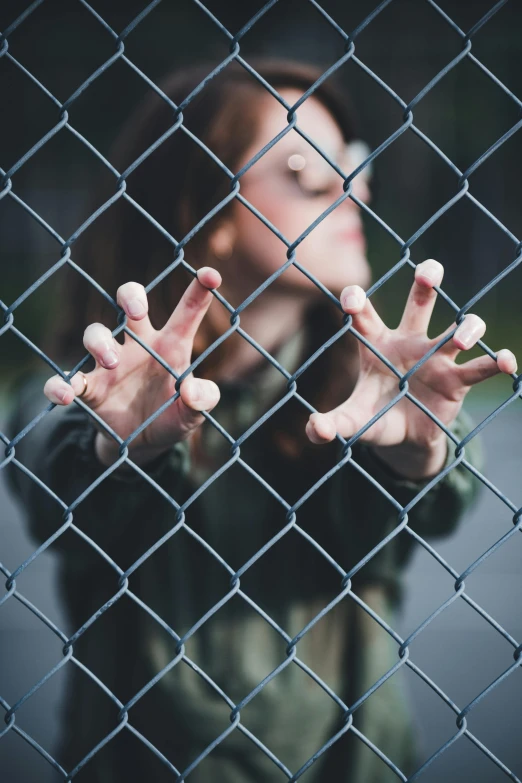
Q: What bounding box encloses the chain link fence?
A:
[1,0,521,780]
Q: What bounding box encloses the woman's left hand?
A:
[306,259,517,480]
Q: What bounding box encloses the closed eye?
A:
[287,169,331,198]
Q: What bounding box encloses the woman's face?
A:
[223,87,372,302]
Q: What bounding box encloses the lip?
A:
[338,229,365,244]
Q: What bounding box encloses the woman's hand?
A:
[43,267,222,467]
[306,259,517,480]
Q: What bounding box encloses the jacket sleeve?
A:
[4,373,191,573]
[326,408,484,595]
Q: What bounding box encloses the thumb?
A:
[306,412,338,444]
[179,376,220,414]
[306,380,379,444]
[306,408,364,444]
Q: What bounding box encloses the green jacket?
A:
[6,335,483,782]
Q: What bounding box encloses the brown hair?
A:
[48,57,362,467]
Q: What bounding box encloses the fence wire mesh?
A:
[1,0,521,780]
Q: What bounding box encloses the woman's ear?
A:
[209,222,236,261]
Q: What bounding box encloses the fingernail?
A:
[58,386,68,403]
[499,349,517,371]
[127,298,146,317]
[342,292,362,310]
[191,379,206,401]
[419,260,442,284]
[457,331,473,349]
[102,349,119,368]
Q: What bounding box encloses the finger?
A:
[458,348,518,387]
[340,285,386,341]
[176,377,220,435]
[435,314,486,360]
[43,372,89,406]
[306,405,387,445]
[306,378,380,444]
[398,259,444,334]
[163,267,222,345]
[306,412,338,444]
[179,376,221,412]
[116,282,152,339]
[83,323,120,369]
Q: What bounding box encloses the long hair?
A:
[47,57,362,470]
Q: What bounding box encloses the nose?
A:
[350,171,371,205]
[344,139,373,206]
[335,173,371,211]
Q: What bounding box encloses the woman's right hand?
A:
[43,267,222,467]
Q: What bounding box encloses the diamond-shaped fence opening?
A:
[1,0,521,781]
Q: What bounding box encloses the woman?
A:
[6,58,515,781]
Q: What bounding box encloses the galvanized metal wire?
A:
[1,0,521,780]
